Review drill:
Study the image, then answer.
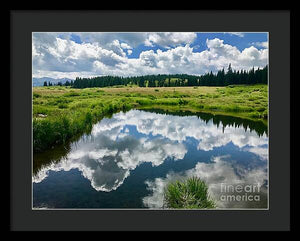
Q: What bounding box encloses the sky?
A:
[32,32,268,79]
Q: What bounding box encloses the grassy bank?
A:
[33,84,268,152]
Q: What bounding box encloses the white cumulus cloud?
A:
[143,155,268,209]
[32,32,268,80]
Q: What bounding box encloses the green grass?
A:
[163,177,216,209]
[33,84,268,152]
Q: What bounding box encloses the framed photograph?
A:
[10,10,291,231]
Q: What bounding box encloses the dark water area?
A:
[33,109,268,209]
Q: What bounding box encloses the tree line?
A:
[44,64,268,88]
[43,80,74,87]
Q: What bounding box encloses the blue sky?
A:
[32,32,268,79]
[192,33,268,51]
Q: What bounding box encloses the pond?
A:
[33,109,268,209]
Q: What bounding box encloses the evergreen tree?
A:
[70,65,268,88]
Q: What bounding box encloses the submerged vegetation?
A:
[163,177,216,209]
[33,84,268,152]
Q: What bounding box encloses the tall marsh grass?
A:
[163,177,216,209]
[33,100,131,152]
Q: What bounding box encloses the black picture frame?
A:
[10,10,290,231]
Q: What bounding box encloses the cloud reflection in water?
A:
[33,110,268,200]
[143,155,268,208]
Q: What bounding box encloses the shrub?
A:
[147,95,157,100]
[136,98,153,105]
[256,107,266,112]
[34,106,49,115]
[249,111,261,118]
[33,93,41,98]
[178,98,188,105]
[131,93,142,97]
[196,104,204,109]
[63,91,80,97]
[163,177,216,209]
[207,105,220,111]
[58,103,68,109]
[262,111,268,119]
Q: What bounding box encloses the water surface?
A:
[33,109,268,209]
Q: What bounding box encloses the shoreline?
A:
[33,85,268,153]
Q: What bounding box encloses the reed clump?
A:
[163,177,216,209]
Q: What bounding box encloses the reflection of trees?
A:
[32,132,90,175]
[33,108,132,176]
[33,109,267,179]
[33,140,72,176]
[33,133,108,176]
[142,108,268,137]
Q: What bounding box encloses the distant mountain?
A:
[32,77,74,87]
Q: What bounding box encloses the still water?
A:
[33,109,268,209]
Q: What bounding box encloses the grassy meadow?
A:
[33,84,268,152]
